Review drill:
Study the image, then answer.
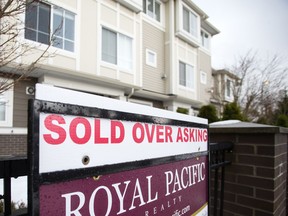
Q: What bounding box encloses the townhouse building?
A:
[0,0,219,155]
[211,69,240,117]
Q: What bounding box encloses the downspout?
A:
[169,0,175,94]
[127,88,135,101]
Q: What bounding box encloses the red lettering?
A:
[111,121,125,144]
[145,124,155,143]
[183,128,189,142]
[197,129,203,142]
[156,125,164,142]
[176,128,183,142]
[132,123,144,143]
[70,117,91,144]
[190,129,195,142]
[43,114,66,145]
[94,119,108,144]
[165,126,173,142]
[203,129,208,142]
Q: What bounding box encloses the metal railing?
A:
[0,156,28,216]
[210,141,234,216]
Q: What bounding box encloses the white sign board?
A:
[35,84,208,173]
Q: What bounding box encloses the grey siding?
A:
[142,21,166,93]
[13,79,37,127]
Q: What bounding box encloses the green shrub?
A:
[177,107,189,115]
[222,102,244,121]
[276,114,288,127]
[198,105,219,123]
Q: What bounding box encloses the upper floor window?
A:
[102,28,133,71]
[179,61,194,89]
[52,7,75,52]
[0,81,13,127]
[183,6,198,38]
[25,2,75,52]
[226,78,232,98]
[200,71,207,85]
[146,49,157,68]
[201,31,210,49]
[143,0,161,22]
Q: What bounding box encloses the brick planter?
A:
[210,122,288,216]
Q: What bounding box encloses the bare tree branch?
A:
[0,0,63,94]
[229,50,288,122]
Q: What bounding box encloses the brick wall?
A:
[210,124,288,216]
[0,134,27,156]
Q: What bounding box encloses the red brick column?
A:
[210,123,288,216]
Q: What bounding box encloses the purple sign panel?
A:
[40,156,208,216]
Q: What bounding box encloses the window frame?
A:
[24,1,51,45]
[226,79,231,97]
[0,81,14,127]
[146,49,157,68]
[24,2,76,53]
[179,61,194,90]
[182,5,199,39]
[201,30,210,50]
[143,0,161,22]
[52,6,75,52]
[200,71,207,85]
[225,77,233,101]
[101,27,133,72]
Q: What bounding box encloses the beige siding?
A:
[79,0,98,74]
[97,1,142,87]
[13,79,37,127]
[174,39,197,101]
[198,49,212,105]
[142,21,166,93]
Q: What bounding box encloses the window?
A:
[201,31,210,49]
[146,49,157,67]
[200,71,207,84]
[183,6,198,38]
[143,0,161,22]
[25,2,75,52]
[102,28,133,71]
[179,61,194,89]
[25,2,51,45]
[226,79,232,98]
[52,7,75,52]
[0,82,13,127]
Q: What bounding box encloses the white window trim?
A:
[201,29,211,51]
[178,61,195,90]
[0,81,14,127]
[142,0,165,31]
[176,1,200,47]
[225,77,233,101]
[200,71,207,85]
[181,2,200,40]
[24,2,76,54]
[101,27,134,73]
[146,49,157,68]
[143,0,162,22]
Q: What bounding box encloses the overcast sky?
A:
[193,0,288,70]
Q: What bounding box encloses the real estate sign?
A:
[28,84,209,216]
